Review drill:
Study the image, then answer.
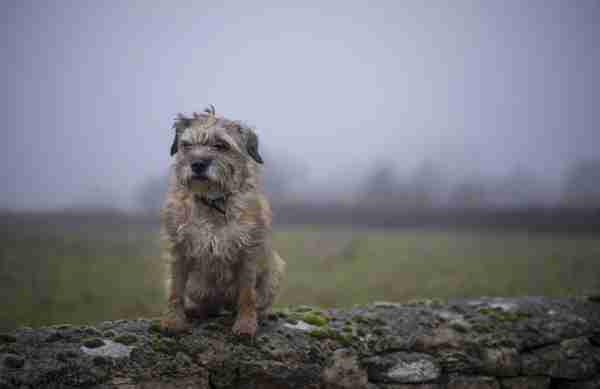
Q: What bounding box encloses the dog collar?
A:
[197,193,227,215]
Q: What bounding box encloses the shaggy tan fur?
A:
[160,107,285,336]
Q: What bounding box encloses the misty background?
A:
[2,1,600,213]
[2,1,600,331]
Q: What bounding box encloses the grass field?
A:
[1,217,599,331]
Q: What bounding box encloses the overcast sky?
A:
[1,1,599,209]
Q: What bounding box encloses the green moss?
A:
[182,337,209,355]
[151,337,181,355]
[149,321,162,333]
[103,330,116,338]
[83,327,102,337]
[336,333,355,347]
[472,322,491,333]
[352,315,385,327]
[114,333,138,345]
[308,328,329,339]
[307,325,364,350]
[301,312,329,327]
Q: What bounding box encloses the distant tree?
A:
[562,159,600,207]
[450,178,490,209]
[362,164,398,198]
[358,163,400,208]
[408,160,445,209]
[358,160,447,210]
[483,166,550,208]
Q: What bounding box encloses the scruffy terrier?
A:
[160,105,285,336]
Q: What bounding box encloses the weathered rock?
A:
[553,376,600,389]
[2,354,24,369]
[521,337,598,380]
[500,376,550,389]
[82,337,105,349]
[81,339,133,359]
[448,375,500,389]
[321,348,368,389]
[114,333,139,346]
[414,327,465,351]
[365,352,441,383]
[0,334,17,344]
[0,297,598,389]
[481,347,520,376]
[377,384,443,389]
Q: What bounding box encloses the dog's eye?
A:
[213,142,229,151]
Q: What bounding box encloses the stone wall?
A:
[1,296,599,389]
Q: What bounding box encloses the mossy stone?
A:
[83,327,102,337]
[295,305,316,313]
[83,338,105,348]
[478,307,530,321]
[149,321,162,333]
[152,337,180,355]
[301,312,329,327]
[114,334,138,345]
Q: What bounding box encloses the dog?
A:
[159,105,285,336]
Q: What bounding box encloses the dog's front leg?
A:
[161,253,192,334]
[232,259,258,336]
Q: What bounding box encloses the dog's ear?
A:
[170,114,192,157]
[170,132,179,156]
[245,129,263,164]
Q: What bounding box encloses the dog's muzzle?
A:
[191,159,213,180]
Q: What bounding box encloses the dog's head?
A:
[169,106,263,195]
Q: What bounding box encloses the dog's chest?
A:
[182,218,252,263]
[182,220,253,291]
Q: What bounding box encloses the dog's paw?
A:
[232,316,257,337]
[160,316,192,335]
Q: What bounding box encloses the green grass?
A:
[277,227,600,307]
[1,221,599,330]
[0,228,165,331]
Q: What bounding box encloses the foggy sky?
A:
[1,1,599,209]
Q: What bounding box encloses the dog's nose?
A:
[191,159,212,175]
